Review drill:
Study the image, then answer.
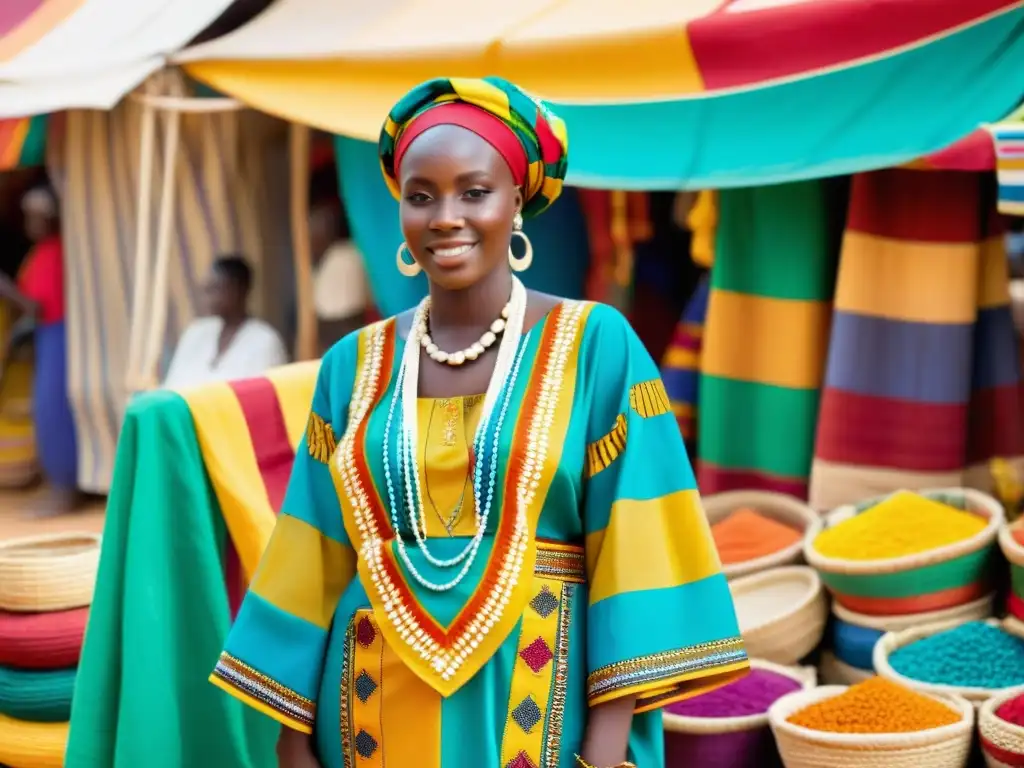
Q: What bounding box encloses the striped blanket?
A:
[809,169,1024,509]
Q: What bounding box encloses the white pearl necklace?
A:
[419,301,511,366]
[383,277,530,592]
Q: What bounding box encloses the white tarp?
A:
[0,0,238,117]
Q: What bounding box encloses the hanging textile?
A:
[809,169,1024,510]
[697,180,837,498]
[660,274,710,451]
[576,189,652,310]
[660,190,717,451]
[56,105,286,493]
[0,116,46,171]
[992,106,1024,216]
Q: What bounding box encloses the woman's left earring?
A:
[508,212,533,272]
[396,242,422,277]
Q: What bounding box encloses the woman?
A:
[0,185,79,512]
[210,78,748,768]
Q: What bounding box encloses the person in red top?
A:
[0,184,79,513]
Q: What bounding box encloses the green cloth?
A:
[65,391,277,768]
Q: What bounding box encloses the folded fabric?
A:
[0,713,67,768]
[0,665,76,722]
[0,607,87,669]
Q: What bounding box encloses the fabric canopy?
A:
[180,0,1024,189]
[0,0,237,117]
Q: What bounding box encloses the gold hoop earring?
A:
[395,242,421,277]
[509,211,532,272]
[509,231,533,272]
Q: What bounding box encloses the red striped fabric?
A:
[815,390,968,472]
[223,377,297,616]
[696,464,808,499]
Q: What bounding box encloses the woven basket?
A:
[831,595,995,672]
[0,533,101,612]
[874,618,1024,706]
[704,491,823,580]
[805,488,1003,616]
[1000,521,1024,622]
[818,651,873,686]
[663,660,816,768]
[769,685,974,768]
[0,607,89,669]
[978,686,1024,768]
[730,567,828,666]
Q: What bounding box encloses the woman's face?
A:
[398,125,522,291]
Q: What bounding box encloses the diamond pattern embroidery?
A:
[519,637,554,674]
[529,586,559,618]
[506,751,539,768]
[511,695,543,733]
[355,729,378,758]
[356,617,376,648]
[354,670,377,703]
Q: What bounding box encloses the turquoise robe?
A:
[211,301,748,768]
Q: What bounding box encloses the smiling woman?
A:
[208,76,748,768]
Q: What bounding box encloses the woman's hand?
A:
[276,728,322,768]
[579,695,636,767]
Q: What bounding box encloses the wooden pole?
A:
[289,122,316,361]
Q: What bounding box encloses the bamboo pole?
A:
[124,87,158,390]
[289,122,316,361]
[137,107,182,390]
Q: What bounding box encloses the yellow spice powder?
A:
[813,490,986,561]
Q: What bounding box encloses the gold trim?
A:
[211,652,315,729]
[584,413,627,479]
[628,379,672,419]
[306,411,337,464]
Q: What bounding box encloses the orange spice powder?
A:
[711,507,803,565]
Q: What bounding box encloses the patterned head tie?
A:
[379,76,569,218]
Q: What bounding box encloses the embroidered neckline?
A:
[333,303,588,696]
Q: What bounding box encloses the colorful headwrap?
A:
[379,77,569,218]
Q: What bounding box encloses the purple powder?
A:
[665,669,802,718]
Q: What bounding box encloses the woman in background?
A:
[0,185,79,512]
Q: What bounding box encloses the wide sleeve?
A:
[581,306,748,713]
[209,343,358,734]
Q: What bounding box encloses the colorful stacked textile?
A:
[809,169,1024,510]
[697,180,837,498]
[0,579,89,767]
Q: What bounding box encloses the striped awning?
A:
[0,0,237,118]
[179,0,1024,190]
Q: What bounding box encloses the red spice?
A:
[997,693,1024,726]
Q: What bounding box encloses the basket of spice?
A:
[874,619,1024,706]
[729,566,828,666]
[706,491,822,580]
[979,687,1024,767]
[769,678,974,767]
[999,520,1024,623]
[830,595,994,677]
[663,660,816,768]
[805,488,1002,616]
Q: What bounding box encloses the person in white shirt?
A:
[163,254,288,389]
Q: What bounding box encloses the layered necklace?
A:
[382,276,530,592]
